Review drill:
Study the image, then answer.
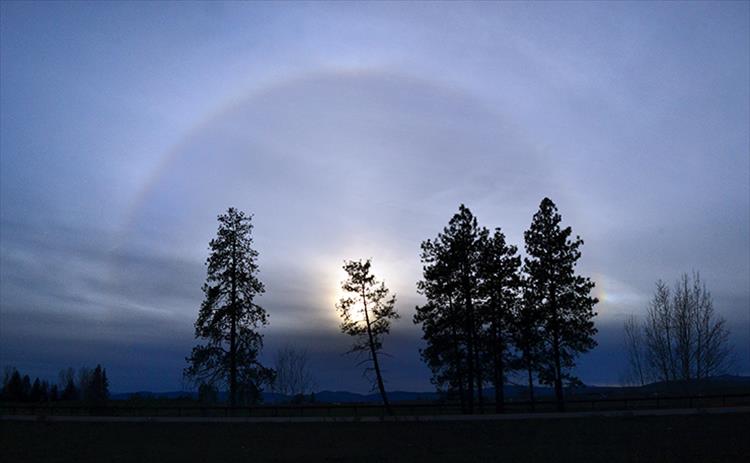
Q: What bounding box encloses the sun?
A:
[324,253,402,327]
[332,266,367,324]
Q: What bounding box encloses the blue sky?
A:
[1,1,748,393]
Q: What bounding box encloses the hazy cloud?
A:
[1,1,747,391]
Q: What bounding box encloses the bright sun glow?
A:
[329,257,398,326]
[332,266,367,324]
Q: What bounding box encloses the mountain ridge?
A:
[110,375,750,403]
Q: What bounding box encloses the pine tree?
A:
[478,228,521,413]
[523,198,598,411]
[414,236,469,409]
[4,370,23,402]
[40,381,50,402]
[21,375,31,402]
[101,368,109,400]
[185,207,274,406]
[87,365,109,402]
[514,280,544,408]
[58,367,77,401]
[30,378,42,402]
[61,379,77,401]
[337,259,399,414]
[49,384,59,402]
[415,205,486,413]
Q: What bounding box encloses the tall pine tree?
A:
[478,228,521,413]
[185,207,274,406]
[415,205,485,413]
[523,198,598,411]
[415,237,469,409]
[514,278,544,408]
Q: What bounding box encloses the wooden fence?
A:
[2,392,750,418]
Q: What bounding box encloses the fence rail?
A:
[2,393,750,418]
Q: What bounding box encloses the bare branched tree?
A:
[622,314,648,386]
[272,345,316,399]
[641,272,732,382]
[644,280,675,382]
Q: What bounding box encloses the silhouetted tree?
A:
[30,378,42,402]
[21,375,31,401]
[1,366,13,399]
[514,279,544,407]
[272,345,316,399]
[86,365,109,402]
[59,367,78,401]
[185,207,274,406]
[478,228,521,412]
[49,384,59,402]
[101,369,109,399]
[642,272,732,382]
[4,370,24,402]
[415,236,469,409]
[337,259,399,414]
[523,198,598,411]
[415,205,485,413]
[77,367,92,400]
[622,314,648,386]
[40,380,50,402]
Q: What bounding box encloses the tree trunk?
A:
[229,241,238,407]
[550,287,564,412]
[552,329,564,412]
[455,347,466,413]
[450,322,466,411]
[362,286,392,415]
[463,275,475,414]
[230,315,237,407]
[526,358,535,411]
[494,336,505,413]
[492,294,505,414]
[475,341,483,414]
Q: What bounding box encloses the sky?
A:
[1,1,748,393]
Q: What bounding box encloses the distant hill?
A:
[110,375,750,404]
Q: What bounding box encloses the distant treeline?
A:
[1,365,109,403]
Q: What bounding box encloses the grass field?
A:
[3,411,750,462]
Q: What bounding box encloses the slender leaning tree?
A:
[185,207,274,406]
[337,259,399,413]
[524,198,598,411]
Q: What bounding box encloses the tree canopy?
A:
[185,207,274,406]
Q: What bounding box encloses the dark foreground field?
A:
[3,412,750,462]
